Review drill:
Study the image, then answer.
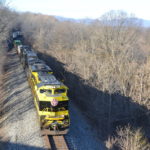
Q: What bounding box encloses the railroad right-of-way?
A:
[0,44,106,150]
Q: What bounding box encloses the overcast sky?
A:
[10,0,150,20]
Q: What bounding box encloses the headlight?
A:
[51,99,58,106]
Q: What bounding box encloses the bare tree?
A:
[106,125,150,150]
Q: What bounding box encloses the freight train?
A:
[12,30,70,135]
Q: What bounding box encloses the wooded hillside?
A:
[0,4,150,149]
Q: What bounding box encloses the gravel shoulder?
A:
[0,49,45,150]
[65,101,106,150]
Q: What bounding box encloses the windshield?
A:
[54,88,66,94]
[40,89,52,94]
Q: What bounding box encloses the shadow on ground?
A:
[0,51,34,127]
[0,140,45,150]
[38,51,150,142]
[0,50,45,149]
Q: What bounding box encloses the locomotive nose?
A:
[51,99,58,107]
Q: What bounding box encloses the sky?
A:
[10,0,150,20]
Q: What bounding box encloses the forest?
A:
[0,1,150,149]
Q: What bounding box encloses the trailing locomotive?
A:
[12,30,70,135]
[11,30,23,48]
[21,50,37,69]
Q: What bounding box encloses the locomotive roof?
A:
[26,51,37,57]
[21,45,31,49]
[28,57,44,62]
[12,31,22,37]
[30,63,52,72]
[27,58,45,65]
[37,73,63,88]
[22,48,32,54]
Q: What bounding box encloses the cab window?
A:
[40,89,52,94]
[54,88,66,94]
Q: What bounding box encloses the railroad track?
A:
[42,133,69,150]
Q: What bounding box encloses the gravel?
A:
[0,50,45,150]
[65,101,106,150]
